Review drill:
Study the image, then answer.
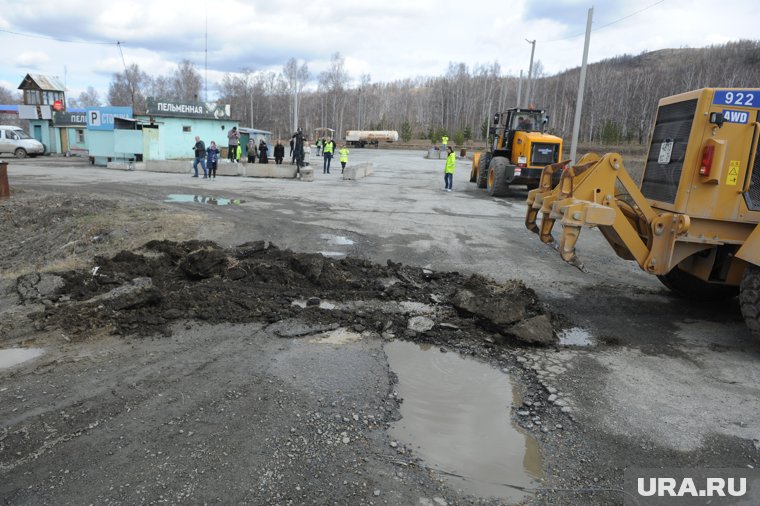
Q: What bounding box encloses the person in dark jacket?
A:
[192,136,207,178]
[247,138,256,163]
[292,128,306,177]
[206,140,220,179]
[274,140,285,164]
[258,140,269,163]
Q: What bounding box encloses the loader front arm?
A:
[526,153,690,274]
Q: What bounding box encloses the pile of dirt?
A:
[17,240,560,346]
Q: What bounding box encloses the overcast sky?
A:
[0,0,758,103]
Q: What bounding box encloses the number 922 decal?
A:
[712,90,758,107]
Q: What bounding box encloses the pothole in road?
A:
[558,327,593,346]
[385,340,542,502]
[164,194,245,205]
[0,348,45,370]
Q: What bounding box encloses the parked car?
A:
[0,125,45,158]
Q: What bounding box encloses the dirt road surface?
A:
[1,150,759,505]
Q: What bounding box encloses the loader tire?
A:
[487,157,510,197]
[476,152,492,188]
[470,152,481,182]
[740,263,760,336]
[657,266,739,301]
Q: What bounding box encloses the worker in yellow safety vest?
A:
[441,135,449,149]
[443,146,455,192]
[323,137,335,174]
[338,144,349,174]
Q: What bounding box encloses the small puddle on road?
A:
[0,348,45,370]
[320,234,355,246]
[558,327,593,346]
[164,194,245,205]
[309,328,362,345]
[385,341,542,502]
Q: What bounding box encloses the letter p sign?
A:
[89,110,101,127]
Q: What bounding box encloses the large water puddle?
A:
[385,341,542,502]
[164,194,245,205]
[0,348,45,370]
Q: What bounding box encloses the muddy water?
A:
[164,194,245,205]
[385,341,542,502]
[0,348,44,370]
[558,327,593,346]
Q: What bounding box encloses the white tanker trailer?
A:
[345,130,399,147]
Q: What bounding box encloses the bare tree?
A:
[173,59,203,102]
[283,58,311,132]
[319,52,350,138]
[0,85,19,103]
[108,63,152,113]
[71,86,101,107]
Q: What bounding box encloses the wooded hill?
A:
[218,40,760,144]
[101,40,760,145]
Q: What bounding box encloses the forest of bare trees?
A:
[272,40,757,145]
[5,40,758,146]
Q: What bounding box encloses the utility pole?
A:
[516,69,523,108]
[569,7,594,164]
[525,39,536,108]
[204,0,208,102]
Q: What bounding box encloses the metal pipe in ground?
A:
[0,161,9,198]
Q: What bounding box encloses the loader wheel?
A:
[657,266,739,301]
[740,263,760,336]
[470,152,481,182]
[487,157,510,197]
[476,152,492,188]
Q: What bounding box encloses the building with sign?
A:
[18,74,66,153]
[137,97,238,160]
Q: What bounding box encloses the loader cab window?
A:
[512,112,543,131]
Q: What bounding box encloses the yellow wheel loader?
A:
[525,88,760,335]
[471,108,563,196]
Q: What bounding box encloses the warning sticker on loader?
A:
[726,160,740,186]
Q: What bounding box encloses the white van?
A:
[0,126,45,158]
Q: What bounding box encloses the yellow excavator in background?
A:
[470,108,563,196]
[525,87,760,336]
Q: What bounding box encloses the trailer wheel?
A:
[476,152,492,188]
[487,157,510,197]
[657,265,739,301]
[740,263,760,336]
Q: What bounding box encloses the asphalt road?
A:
[2,149,760,505]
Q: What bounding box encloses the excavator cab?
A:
[471,108,563,196]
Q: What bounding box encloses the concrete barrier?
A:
[107,159,301,179]
[342,162,374,180]
[300,167,314,182]
[107,161,142,171]
[425,148,443,159]
[242,164,298,178]
[139,160,194,174]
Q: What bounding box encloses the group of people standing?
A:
[192,136,220,179]
[193,128,355,180]
[192,127,288,178]
[316,137,349,174]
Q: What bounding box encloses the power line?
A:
[0,27,118,45]
[541,0,665,43]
